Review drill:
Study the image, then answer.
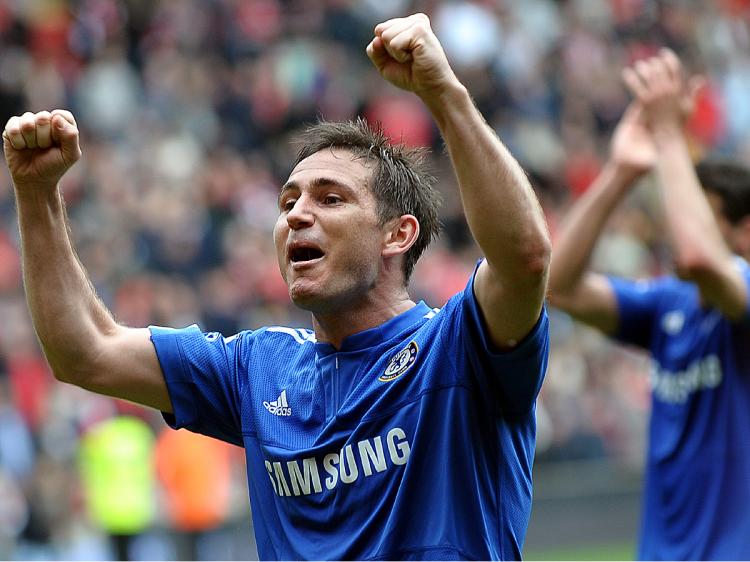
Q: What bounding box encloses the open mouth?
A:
[289,246,325,264]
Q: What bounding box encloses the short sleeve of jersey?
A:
[608,276,671,349]
[440,261,550,416]
[149,326,246,446]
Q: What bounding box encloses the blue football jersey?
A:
[609,260,750,560]
[149,270,549,560]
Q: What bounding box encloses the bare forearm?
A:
[422,84,550,283]
[16,186,118,380]
[550,163,638,296]
[652,125,731,270]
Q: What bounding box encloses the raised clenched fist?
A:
[366,13,460,102]
[3,109,82,190]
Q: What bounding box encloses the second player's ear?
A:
[382,215,420,259]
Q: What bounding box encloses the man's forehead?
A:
[287,148,374,186]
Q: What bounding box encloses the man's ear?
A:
[382,214,420,259]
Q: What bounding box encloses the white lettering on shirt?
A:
[265,427,411,497]
[650,354,723,404]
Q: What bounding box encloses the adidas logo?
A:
[263,390,292,416]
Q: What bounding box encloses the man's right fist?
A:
[3,109,82,189]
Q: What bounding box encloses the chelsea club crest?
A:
[379,341,418,382]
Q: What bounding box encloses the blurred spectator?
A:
[155,429,234,560]
[79,416,156,560]
[0,378,34,482]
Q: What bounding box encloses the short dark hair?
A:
[292,118,441,282]
[696,160,750,224]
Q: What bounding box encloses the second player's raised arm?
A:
[5,111,173,412]
[624,51,748,319]
[548,103,657,334]
[547,164,631,335]
[652,129,748,318]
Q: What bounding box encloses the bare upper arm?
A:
[74,326,173,413]
[472,259,548,350]
[547,271,620,335]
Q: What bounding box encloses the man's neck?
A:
[311,291,416,349]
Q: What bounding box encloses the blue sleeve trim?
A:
[149,325,200,430]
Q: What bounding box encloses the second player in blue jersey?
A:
[549,49,750,559]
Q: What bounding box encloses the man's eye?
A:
[282,199,296,211]
[323,195,342,205]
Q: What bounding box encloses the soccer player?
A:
[4,14,550,561]
[548,49,750,560]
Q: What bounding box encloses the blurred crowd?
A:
[0,0,748,559]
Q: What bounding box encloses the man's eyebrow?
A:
[279,181,298,197]
[279,177,357,196]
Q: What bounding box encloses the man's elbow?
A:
[674,252,717,283]
[521,235,552,281]
[43,344,106,390]
[483,232,550,294]
[504,238,551,300]
[546,272,582,312]
[546,260,569,308]
[46,356,89,387]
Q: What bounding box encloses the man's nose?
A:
[286,196,314,230]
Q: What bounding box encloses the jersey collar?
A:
[314,301,432,354]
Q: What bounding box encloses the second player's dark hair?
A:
[696,160,750,224]
[292,118,442,283]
